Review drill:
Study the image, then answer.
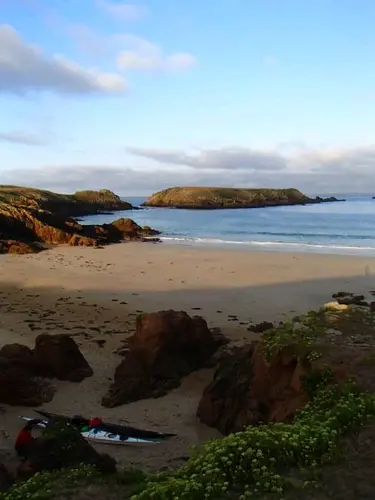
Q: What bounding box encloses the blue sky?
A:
[1,0,375,195]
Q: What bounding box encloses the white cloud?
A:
[65,24,197,72]
[116,36,197,71]
[97,1,149,20]
[0,130,47,145]
[0,24,126,95]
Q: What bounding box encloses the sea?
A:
[80,194,375,257]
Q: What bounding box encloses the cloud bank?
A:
[0,24,126,95]
[3,145,375,195]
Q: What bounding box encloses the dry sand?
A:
[1,242,375,470]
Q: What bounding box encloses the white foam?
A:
[160,236,375,253]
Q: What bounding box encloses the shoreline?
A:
[158,236,375,257]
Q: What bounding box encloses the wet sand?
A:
[1,243,375,469]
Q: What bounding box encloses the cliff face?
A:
[0,186,160,255]
[143,187,341,209]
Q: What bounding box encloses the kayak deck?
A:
[21,417,161,445]
[34,409,175,439]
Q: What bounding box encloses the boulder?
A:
[0,240,44,255]
[250,321,274,333]
[196,342,312,435]
[17,421,116,479]
[102,310,224,407]
[0,343,35,370]
[0,357,54,406]
[33,334,93,382]
[111,218,159,235]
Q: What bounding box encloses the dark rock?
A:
[337,295,366,306]
[33,334,93,382]
[0,357,54,406]
[0,343,34,370]
[102,310,224,407]
[332,291,353,298]
[250,321,274,333]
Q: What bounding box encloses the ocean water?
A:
[80,194,375,256]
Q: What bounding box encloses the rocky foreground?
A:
[143,186,342,209]
[0,186,160,254]
[2,292,375,498]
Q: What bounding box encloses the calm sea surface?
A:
[80,194,375,256]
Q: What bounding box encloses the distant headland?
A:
[142,187,344,209]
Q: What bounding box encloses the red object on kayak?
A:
[15,429,33,449]
[88,417,103,427]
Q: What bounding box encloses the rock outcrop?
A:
[33,334,93,382]
[102,310,224,407]
[196,341,344,435]
[0,334,92,405]
[0,185,161,254]
[143,186,344,209]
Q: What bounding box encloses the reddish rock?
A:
[0,195,160,255]
[68,234,98,247]
[0,357,54,406]
[110,218,160,236]
[33,334,93,382]
[0,240,44,255]
[196,341,314,435]
[102,310,224,407]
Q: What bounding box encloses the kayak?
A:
[33,409,176,440]
[21,417,162,446]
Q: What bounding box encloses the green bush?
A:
[130,381,375,499]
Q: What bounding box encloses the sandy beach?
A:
[1,242,375,470]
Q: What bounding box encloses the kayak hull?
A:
[21,417,161,445]
[34,409,175,439]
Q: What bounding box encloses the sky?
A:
[1,0,375,196]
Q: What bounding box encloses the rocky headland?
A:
[142,186,343,209]
[0,186,160,254]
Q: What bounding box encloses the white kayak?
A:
[20,417,161,446]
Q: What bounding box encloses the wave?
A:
[223,230,375,240]
[160,236,375,252]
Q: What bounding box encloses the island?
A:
[0,186,160,255]
[142,187,343,209]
